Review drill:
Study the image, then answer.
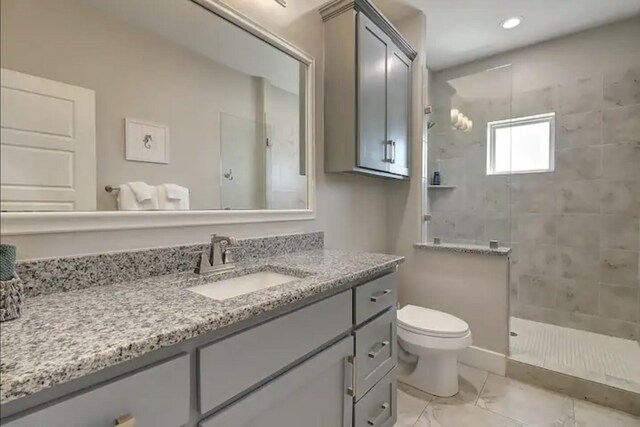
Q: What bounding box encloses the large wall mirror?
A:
[0,0,314,233]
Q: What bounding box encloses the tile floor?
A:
[395,363,640,427]
[510,317,640,394]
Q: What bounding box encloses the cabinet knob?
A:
[115,414,136,427]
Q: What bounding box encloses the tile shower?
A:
[426,61,640,393]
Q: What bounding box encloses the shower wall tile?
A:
[429,186,465,212]
[453,213,485,241]
[599,284,639,323]
[557,75,603,115]
[484,216,511,243]
[428,212,455,240]
[436,157,466,185]
[557,111,602,150]
[557,214,600,249]
[604,66,640,108]
[512,86,558,117]
[602,104,640,143]
[554,146,602,181]
[555,278,599,316]
[519,274,557,308]
[557,180,601,214]
[602,141,640,180]
[518,244,558,277]
[558,246,599,282]
[510,178,557,214]
[599,249,639,287]
[513,214,557,245]
[600,215,639,251]
[599,180,640,216]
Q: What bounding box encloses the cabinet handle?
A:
[368,341,390,359]
[115,414,136,427]
[390,141,396,164]
[383,140,392,162]
[370,289,392,302]
[346,355,356,397]
[367,402,390,426]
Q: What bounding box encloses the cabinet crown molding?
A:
[319,0,417,61]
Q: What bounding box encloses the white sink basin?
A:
[188,271,298,301]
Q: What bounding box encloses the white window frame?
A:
[486,112,555,175]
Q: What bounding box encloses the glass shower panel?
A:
[425,65,513,246]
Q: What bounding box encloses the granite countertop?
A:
[0,249,403,405]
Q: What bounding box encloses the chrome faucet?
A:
[195,234,237,274]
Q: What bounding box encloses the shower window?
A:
[486,112,555,175]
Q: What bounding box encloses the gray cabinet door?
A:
[357,13,390,173]
[387,46,411,177]
[200,337,353,427]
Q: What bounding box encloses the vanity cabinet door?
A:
[200,336,354,427]
[357,12,391,173]
[386,46,411,177]
[4,355,190,427]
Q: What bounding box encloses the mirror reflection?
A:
[0,0,308,212]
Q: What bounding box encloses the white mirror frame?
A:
[0,0,315,236]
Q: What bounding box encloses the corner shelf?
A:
[427,185,456,189]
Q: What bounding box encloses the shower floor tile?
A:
[509,317,640,394]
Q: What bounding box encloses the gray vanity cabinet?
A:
[200,337,353,427]
[322,0,416,180]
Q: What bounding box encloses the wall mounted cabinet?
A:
[321,0,416,180]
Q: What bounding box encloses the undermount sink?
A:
[188,271,299,301]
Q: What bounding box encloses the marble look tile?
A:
[429,186,465,212]
[428,212,456,241]
[513,214,557,245]
[574,399,640,427]
[604,66,640,108]
[558,180,601,214]
[555,278,599,316]
[599,283,639,323]
[558,75,603,115]
[397,385,430,427]
[484,217,511,244]
[557,111,602,150]
[600,215,640,251]
[477,374,575,426]
[554,146,602,181]
[513,86,558,118]
[599,249,639,287]
[511,179,557,214]
[519,274,557,309]
[456,363,489,404]
[557,214,600,249]
[600,180,640,216]
[453,213,485,242]
[436,157,466,186]
[603,104,640,144]
[518,245,558,277]
[558,246,599,282]
[602,142,640,180]
[415,397,522,427]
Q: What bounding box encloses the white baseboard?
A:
[458,345,506,376]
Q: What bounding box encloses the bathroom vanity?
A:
[0,240,402,427]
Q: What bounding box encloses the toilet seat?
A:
[397,305,469,338]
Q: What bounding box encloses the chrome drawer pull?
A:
[370,289,392,302]
[368,341,390,359]
[367,402,390,426]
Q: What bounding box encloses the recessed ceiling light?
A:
[500,16,523,30]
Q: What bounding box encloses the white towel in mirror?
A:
[117,183,159,210]
[157,184,189,210]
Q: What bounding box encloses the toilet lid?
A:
[397,305,470,338]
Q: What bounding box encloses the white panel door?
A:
[1,68,96,211]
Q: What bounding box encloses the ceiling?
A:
[374,0,640,70]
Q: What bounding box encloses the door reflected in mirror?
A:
[0,0,309,212]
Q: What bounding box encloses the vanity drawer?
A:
[198,290,352,414]
[354,307,397,400]
[5,355,190,427]
[354,368,397,427]
[354,272,397,325]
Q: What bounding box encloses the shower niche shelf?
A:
[427,185,456,189]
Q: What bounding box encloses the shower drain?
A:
[510,331,518,337]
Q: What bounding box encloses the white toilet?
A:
[397,304,472,397]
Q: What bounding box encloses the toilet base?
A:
[400,348,460,397]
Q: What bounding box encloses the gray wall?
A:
[428,18,640,340]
